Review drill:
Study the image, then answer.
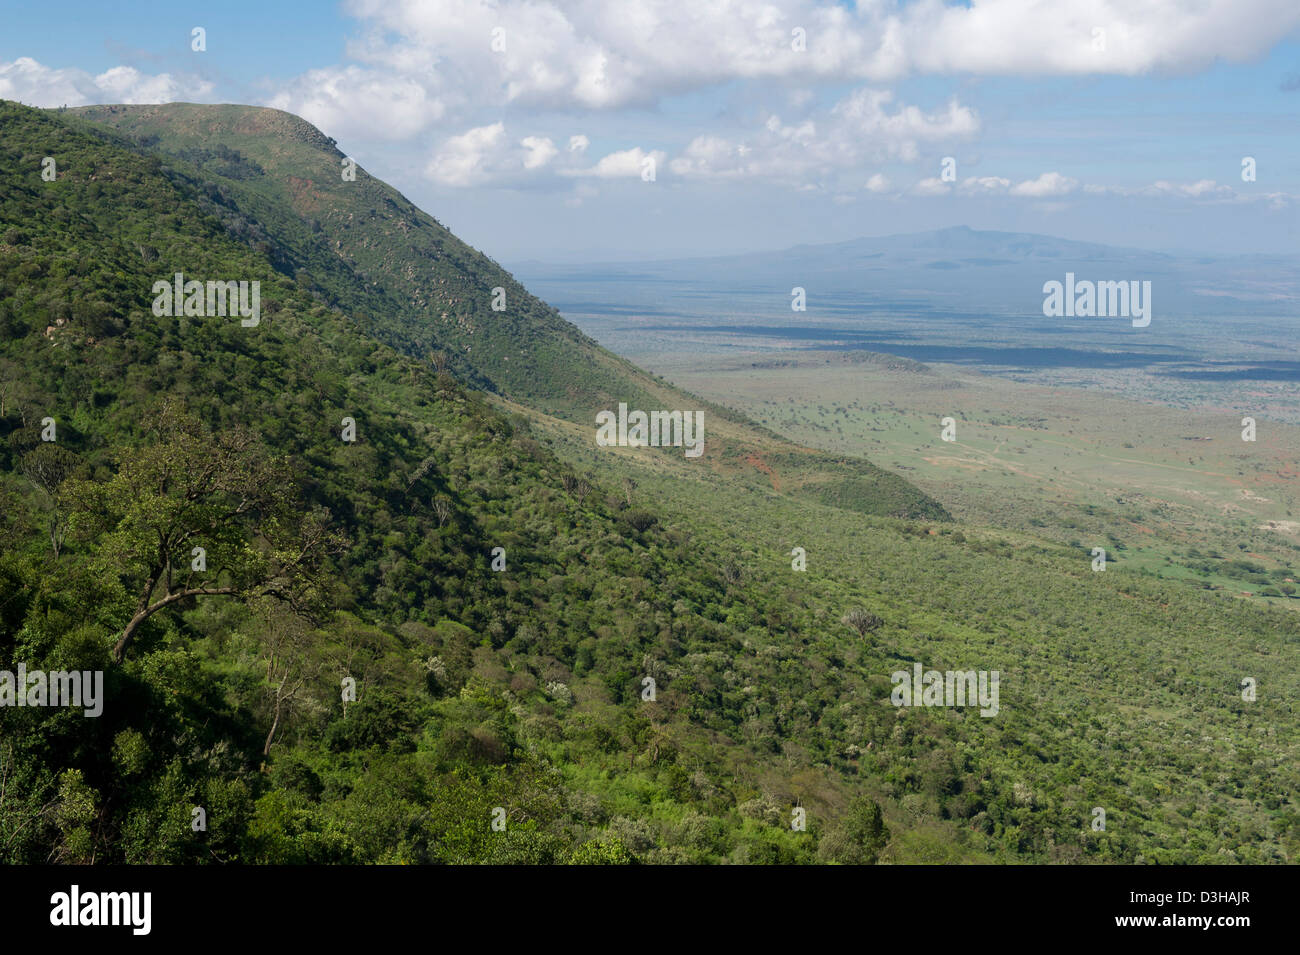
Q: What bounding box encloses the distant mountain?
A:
[516,225,1300,317]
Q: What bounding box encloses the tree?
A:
[562,472,592,505]
[0,742,59,861]
[0,358,23,420]
[19,444,83,557]
[431,494,453,528]
[63,401,342,663]
[255,603,323,758]
[568,836,636,865]
[818,797,890,865]
[841,608,883,638]
[0,358,40,426]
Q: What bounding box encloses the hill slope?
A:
[64,102,945,521]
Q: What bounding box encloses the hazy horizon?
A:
[503,222,1300,268]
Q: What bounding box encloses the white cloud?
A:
[831,89,978,161]
[908,172,1080,198]
[911,0,1299,77]
[521,135,558,169]
[960,176,1011,192]
[243,1,1299,203]
[564,146,666,179]
[912,177,950,196]
[0,57,212,107]
[669,135,750,178]
[1009,171,1079,197]
[328,0,1300,113]
[94,66,201,103]
[265,65,444,141]
[425,122,509,186]
[669,88,979,182]
[865,173,890,192]
[1148,178,1232,198]
[1085,179,1243,199]
[425,123,658,185]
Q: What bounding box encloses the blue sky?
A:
[2,0,1298,261]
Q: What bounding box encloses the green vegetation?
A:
[63,103,942,522]
[652,349,1300,606]
[1,100,1296,865]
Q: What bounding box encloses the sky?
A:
[2,0,1298,263]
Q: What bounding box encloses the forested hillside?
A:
[64,102,943,522]
[1,99,1296,864]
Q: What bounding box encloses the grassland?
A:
[574,347,1300,610]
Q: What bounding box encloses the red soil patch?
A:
[744,452,781,491]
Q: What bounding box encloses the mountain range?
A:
[516,224,1300,318]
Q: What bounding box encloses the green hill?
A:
[63,102,946,522]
